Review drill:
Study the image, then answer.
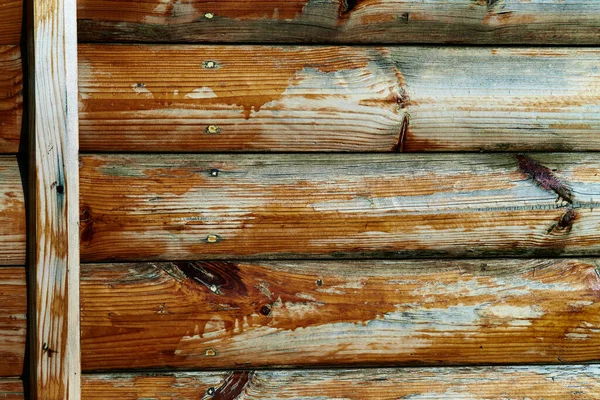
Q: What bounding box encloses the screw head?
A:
[204,60,218,69]
[205,348,217,356]
[206,234,220,243]
[206,125,220,134]
[204,12,214,19]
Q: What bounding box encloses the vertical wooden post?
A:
[28,0,80,396]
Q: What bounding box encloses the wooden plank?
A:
[0,157,25,266]
[0,268,26,377]
[29,0,81,396]
[80,259,600,370]
[0,378,24,400]
[80,153,600,261]
[77,0,600,45]
[81,366,600,399]
[0,0,22,45]
[0,46,22,154]
[78,46,600,152]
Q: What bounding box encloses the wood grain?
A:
[78,46,600,152]
[0,46,22,154]
[82,366,600,399]
[80,153,600,261]
[81,259,600,370]
[0,0,22,45]
[0,157,25,266]
[29,0,81,395]
[76,0,600,44]
[0,378,24,400]
[0,268,26,377]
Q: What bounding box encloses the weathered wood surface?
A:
[0,157,25,266]
[80,153,600,261]
[77,0,600,44]
[81,259,600,370]
[0,378,24,400]
[29,0,81,395]
[82,366,600,399]
[78,46,600,152]
[0,0,22,45]
[0,46,22,154]
[0,268,26,377]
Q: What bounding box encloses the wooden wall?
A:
[3,0,600,398]
[0,0,26,396]
[76,0,600,44]
[73,0,600,392]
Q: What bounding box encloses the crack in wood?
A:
[516,155,573,204]
[212,371,253,400]
[394,114,409,152]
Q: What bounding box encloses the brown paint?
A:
[81,367,600,399]
[80,259,600,370]
[78,45,408,151]
[0,267,26,376]
[80,207,95,244]
[0,158,26,265]
[0,45,23,153]
[79,153,600,262]
[174,261,247,296]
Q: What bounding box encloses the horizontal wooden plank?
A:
[77,0,600,44]
[78,46,600,152]
[80,259,600,370]
[0,268,26,377]
[0,46,22,154]
[0,378,24,400]
[82,366,600,399]
[80,153,600,261]
[0,0,21,45]
[0,157,25,265]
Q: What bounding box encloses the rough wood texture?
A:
[0,157,25,266]
[80,153,600,261]
[81,259,600,370]
[78,46,600,152]
[0,46,22,154]
[0,0,22,45]
[29,0,81,395]
[0,378,24,400]
[77,0,600,44]
[0,268,26,377]
[82,366,600,399]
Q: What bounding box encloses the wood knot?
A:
[547,208,578,234]
[259,305,271,316]
[80,207,95,243]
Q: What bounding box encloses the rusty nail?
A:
[204,60,218,69]
[206,125,220,134]
[207,234,220,243]
[204,12,214,19]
